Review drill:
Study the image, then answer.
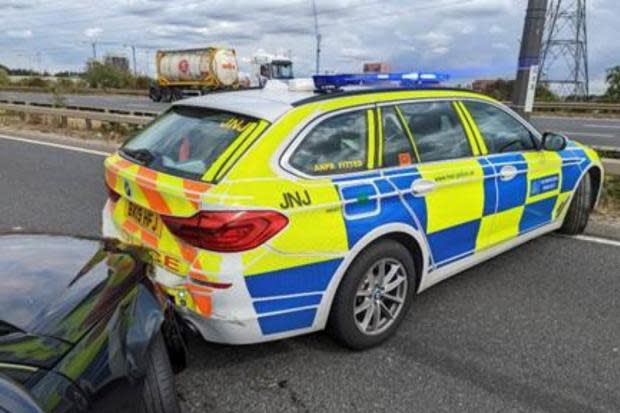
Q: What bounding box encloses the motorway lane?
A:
[0,90,164,113]
[1,136,620,412]
[1,90,620,148]
[0,138,107,235]
[532,116,620,149]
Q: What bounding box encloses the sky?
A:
[1,0,618,94]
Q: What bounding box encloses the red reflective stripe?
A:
[135,167,172,215]
[183,180,211,209]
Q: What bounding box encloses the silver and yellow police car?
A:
[103,73,603,349]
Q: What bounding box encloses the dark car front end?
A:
[0,234,186,413]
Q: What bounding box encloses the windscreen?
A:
[122,106,259,180]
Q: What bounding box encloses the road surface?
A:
[2,90,620,148]
[1,133,619,412]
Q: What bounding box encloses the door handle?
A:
[499,165,518,181]
[411,179,437,196]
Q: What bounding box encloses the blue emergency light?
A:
[313,72,450,92]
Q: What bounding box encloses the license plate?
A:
[127,202,162,236]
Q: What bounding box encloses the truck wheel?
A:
[558,172,592,235]
[160,88,172,103]
[149,86,162,102]
[328,239,415,350]
[171,89,183,101]
[140,332,181,413]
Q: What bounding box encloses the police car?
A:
[103,72,603,349]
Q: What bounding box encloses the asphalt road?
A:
[1,90,620,148]
[1,135,619,412]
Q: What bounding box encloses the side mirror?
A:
[542,132,568,152]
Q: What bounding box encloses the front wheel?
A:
[328,239,416,350]
[140,332,182,413]
[558,172,593,235]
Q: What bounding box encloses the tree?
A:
[0,68,9,86]
[605,66,620,102]
[83,60,133,89]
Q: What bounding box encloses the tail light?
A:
[106,182,121,202]
[161,211,288,252]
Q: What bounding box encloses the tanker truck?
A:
[149,47,240,102]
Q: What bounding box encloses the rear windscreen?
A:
[122,106,259,180]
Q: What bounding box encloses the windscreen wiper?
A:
[120,148,157,165]
[0,320,23,336]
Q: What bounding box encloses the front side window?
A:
[398,102,473,162]
[122,106,259,181]
[289,110,369,176]
[381,106,416,168]
[464,101,536,154]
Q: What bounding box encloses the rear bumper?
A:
[102,201,317,344]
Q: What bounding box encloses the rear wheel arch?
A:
[316,225,429,332]
[372,232,424,291]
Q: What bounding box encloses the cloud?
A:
[6,29,33,39]
[0,0,618,95]
[84,27,103,38]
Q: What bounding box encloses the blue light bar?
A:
[313,72,450,92]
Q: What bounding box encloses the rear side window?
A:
[122,106,259,180]
[399,102,472,162]
[289,110,369,176]
[381,106,416,168]
[463,101,536,154]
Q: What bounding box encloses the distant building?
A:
[104,54,130,73]
[363,62,391,74]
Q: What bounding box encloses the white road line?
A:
[0,133,111,156]
[569,235,620,248]
[558,131,615,138]
[584,124,620,130]
[534,115,620,123]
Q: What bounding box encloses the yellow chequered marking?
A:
[554,192,572,220]
[419,159,485,234]
[476,207,524,251]
[523,151,562,203]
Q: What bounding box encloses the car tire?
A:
[140,332,182,413]
[559,172,593,235]
[328,239,416,350]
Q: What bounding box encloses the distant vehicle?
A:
[149,47,241,102]
[148,47,295,102]
[0,234,186,413]
[251,49,294,87]
[103,72,603,350]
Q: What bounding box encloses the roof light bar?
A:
[312,72,450,92]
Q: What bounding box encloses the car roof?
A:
[175,85,487,123]
[175,87,316,122]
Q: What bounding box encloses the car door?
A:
[383,100,491,269]
[460,100,563,247]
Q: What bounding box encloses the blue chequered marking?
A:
[253,294,322,314]
[519,197,557,233]
[336,175,422,248]
[386,168,428,232]
[245,259,342,299]
[530,174,560,196]
[558,147,589,193]
[258,308,317,335]
[427,220,481,266]
[340,183,379,217]
[486,153,528,213]
[479,158,497,216]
